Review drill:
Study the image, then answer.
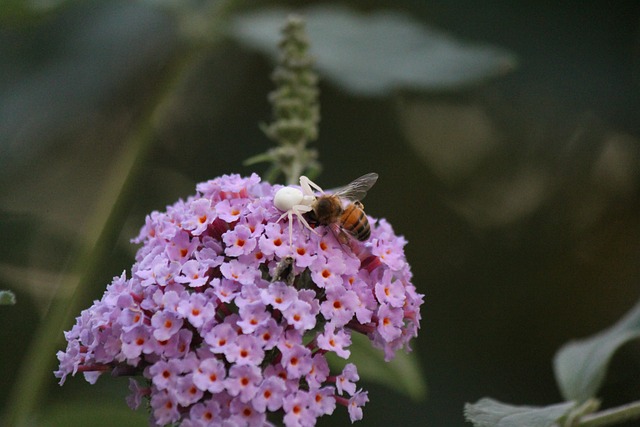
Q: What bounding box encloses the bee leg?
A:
[328,223,350,246]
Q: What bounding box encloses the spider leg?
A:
[293,209,318,235]
[300,176,324,195]
[277,211,289,223]
[288,211,294,246]
[277,204,318,247]
[294,204,313,214]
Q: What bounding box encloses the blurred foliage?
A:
[1,0,640,426]
[232,5,516,95]
[554,300,640,403]
[467,298,640,426]
[464,398,577,427]
[41,403,149,427]
[0,290,16,305]
[325,331,427,403]
[0,0,68,27]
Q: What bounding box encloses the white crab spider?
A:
[273,176,324,245]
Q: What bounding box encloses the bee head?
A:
[314,195,343,224]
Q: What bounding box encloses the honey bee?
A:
[303,173,378,243]
[274,173,378,246]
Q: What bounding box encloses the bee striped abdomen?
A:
[341,203,371,241]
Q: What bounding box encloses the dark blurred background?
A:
[1,1,639,426]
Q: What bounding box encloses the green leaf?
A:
[0,290,16,305]
[553,299,640,402]
[327,332,427,401]
[464,398,576,427]
[231,5,516,96]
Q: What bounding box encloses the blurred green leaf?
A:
[43,401,148,427]
[553,299,640,402]
[464,398,576,427]
[0,2,176,176]
[0,0,68,26]
[328,332,427,401]
[0,290,16,305]
[231,5,516,96]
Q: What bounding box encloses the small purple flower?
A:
[177,292,215,328]
[280,344,313,379]
[125,378,149,410]
[317,323,352,359]
[215,199,244,223]
[374,269,406,308]
[235,283,265,308]
[182,198,214,236]
[187,399,222,425]
[261,281,297,311]
[118,307,145,332]
[156,289,182,313]
[253,375,287,412]
[320,284,359,327]
[121,325,151,360]
[224,334,265,366]
[166,230,198,263]
[55,173,423,426]
[175,373,204,407]
[282,299,317,331]
[220,259,259,286]
[336,363,359,396]
[229,398,267,426]
[193,357,226,393]
[237,302,271,334]
[376,303,404,342]
[290,237,317,268]
[175,259,209,288]
[349,276,376,324]
[195,236,224,269]
[150,310,183,341]
[258,223,290,258]
[149,359,182,390]
[347,390,369,422]
[222,224,257,257]
[308,387,336,417]
[225,364,262,402]
[150,388,180,425]
[307,353,330,389]
[254,318,282,350]
[213,278,239,303]
[310,255,346,288]
[204,322,238,354]
[155,328,192,359]
[283,390,316,427]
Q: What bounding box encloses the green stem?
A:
[577,400,640,427]
[3,45,201,427]
[285,142,306,185]
[254,14,320,185]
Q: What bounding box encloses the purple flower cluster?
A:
[55,173,423,426]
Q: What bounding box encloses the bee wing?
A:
[332,173,379,201]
